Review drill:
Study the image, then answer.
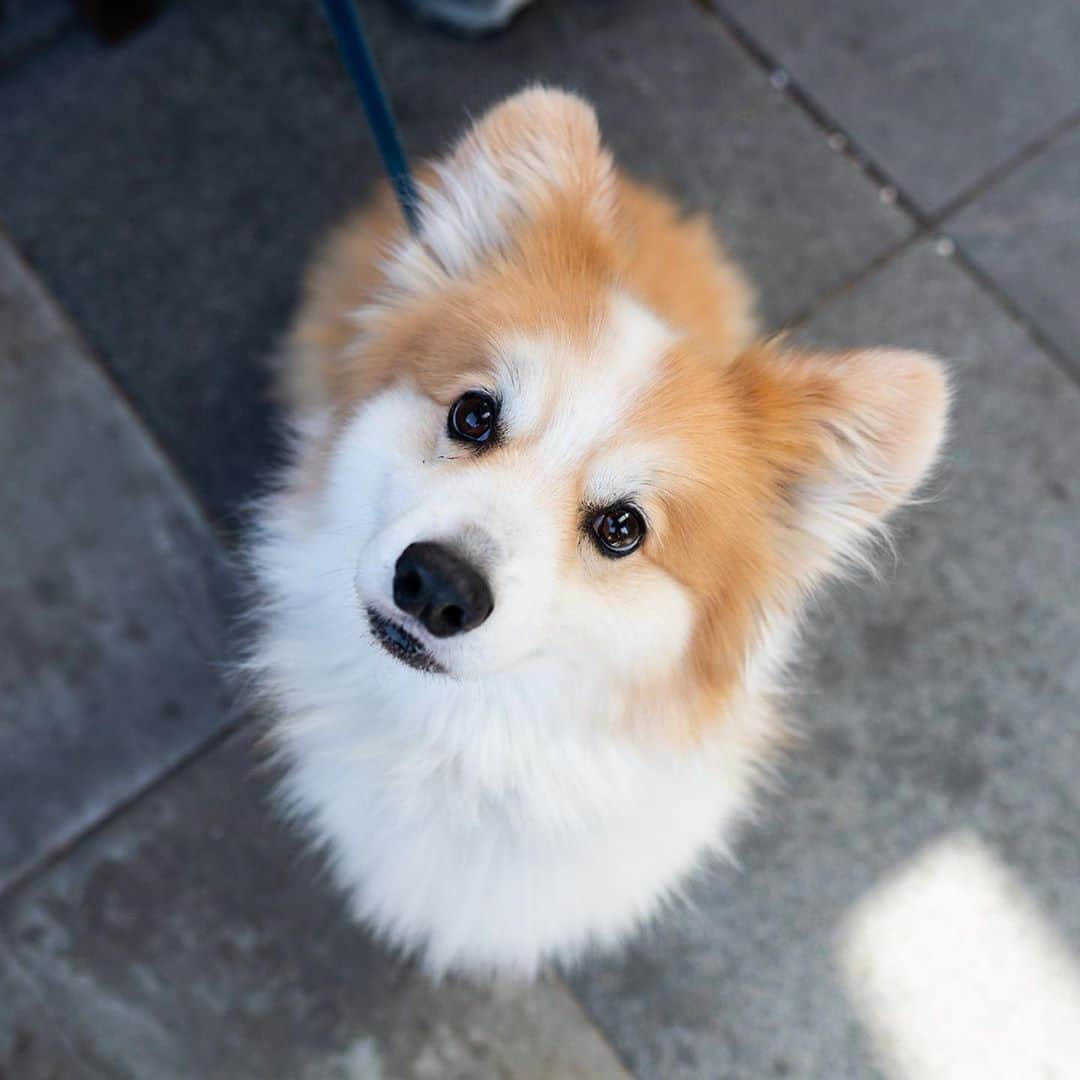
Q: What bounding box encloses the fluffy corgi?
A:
[249,87,948,978]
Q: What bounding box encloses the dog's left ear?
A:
[416,86,616,276]
[745,344,950,583]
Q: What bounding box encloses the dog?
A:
[248,87,948,978]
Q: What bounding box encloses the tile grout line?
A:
[559,976,642,1079]
[0,222,236,541]
[697,0,931,227]
[0,717,249,906]
[943,245,1080,386]
[695,0,1080,389]
[927,108,1080,388]
[779,231,927,332]
[691,0,940,335]
[0,230,254,904]
[702,0,1080,232]
[930,106,1080,226]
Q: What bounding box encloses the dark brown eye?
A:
[448,391,498,446]
[592,506,646,557]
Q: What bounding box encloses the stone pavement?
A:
[1,1,1078,1076]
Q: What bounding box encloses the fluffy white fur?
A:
[251,308,772,977]
[248,88,947,979]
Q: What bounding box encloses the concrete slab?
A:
[950,124,1080,374]
[0,237,232,892]
[0,0,908,520]
[0,734,630,1080]
[719,0,1080,213]
[570,241,1080,1077]
[1,940,96,1079]
[0,0,71,73]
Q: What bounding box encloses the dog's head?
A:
[289,88,947,729]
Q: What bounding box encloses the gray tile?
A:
[0,0,71,73]
[950,124,1080,372]
[0,0,907,518]
[0,238,232,892]
[571,241,1080,1078]
[1,940,95,1079]
[0,734,629,1080]
[720,0,1080,212]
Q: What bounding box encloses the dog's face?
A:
[296,89,947,726]
[346,284,706,687]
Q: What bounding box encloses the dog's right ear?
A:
[408,87,616,279]
[743,343,950,587]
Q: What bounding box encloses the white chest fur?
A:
[269,656,758,977]
[248,418,772,977]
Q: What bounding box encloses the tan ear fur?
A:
[417,87,616,275]
[457,86,616,222]
[746,344,950,578]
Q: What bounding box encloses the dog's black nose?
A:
[393,541,494,638]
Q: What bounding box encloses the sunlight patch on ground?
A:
[838,830,1080,1079]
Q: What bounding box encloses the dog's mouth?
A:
[366,608,447,675]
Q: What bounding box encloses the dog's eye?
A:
[448,391,498,446]
[592,506,646,557]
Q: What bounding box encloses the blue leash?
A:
[319,0,421,234]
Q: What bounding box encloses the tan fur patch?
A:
[279,92,946,739]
